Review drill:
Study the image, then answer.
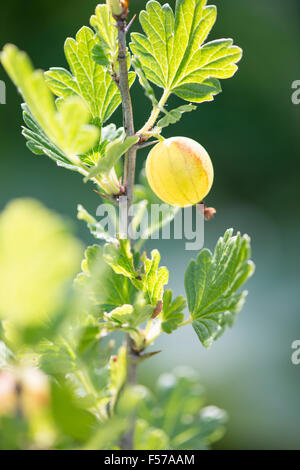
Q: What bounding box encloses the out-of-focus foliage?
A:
[0,199,82,330]
[0,45,100,161]
[135,368,227,450]
[0,199,227,450]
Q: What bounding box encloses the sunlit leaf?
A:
[0,199,82,329]
[45,26,135,123]
[130,0,242,102]
[85,134,139,181]
[142,250,169,306]
[1,44,99,159]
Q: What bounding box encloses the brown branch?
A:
[115,10,138,451]
[116,15,136,216]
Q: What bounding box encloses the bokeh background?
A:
[0,0,299,450]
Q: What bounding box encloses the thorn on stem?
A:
[138,139,159,150]
[93,190,118,205]
[126,14,136,32]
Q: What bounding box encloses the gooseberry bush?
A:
[0,0,255,450]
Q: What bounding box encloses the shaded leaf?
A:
[51,381,97,442]
[77,204,117,244]
[184,229,255,347]
[134,419,169,450]
[161,290,186,334]
[132,55,158,107]
[92,44,110,67]
[85,134,139,181]
[137,368,227,450]
[157,104,197,128]
[75,245,135,313]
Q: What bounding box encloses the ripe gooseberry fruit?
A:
[145,137,214,207]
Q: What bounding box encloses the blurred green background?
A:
[0,0,299,450]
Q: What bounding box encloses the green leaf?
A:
[51,381,97,442]
[107,344,127,412]
[103,239,141,288]
[90,4,118,66]
[82,416,128,450]
[142,250,169,306]
[75,245,135,313]
[102,123,124,142]
[0,341,14,368]
[45,26,134,124]
[57,96,100,156]
[171,77,222,103]
[1,44,99,159]
[130,0,242,102]
[102,241,169,307]
[137,368,227,450]
[85,134,139,181]
[92,44,110,67]
[184,229,255,348]
[0,199,82,330]
[132,293,154,327]
[134,419,169,450]
[102,292,153,335]
[131,56,158,107]
[22,104,74,169]
[39,341,78,376]
[105,304,134,325]
[161,290,186,334]
[130,1,175,89]
[77,204,117,244]
[157,104,197,128]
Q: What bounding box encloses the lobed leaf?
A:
[45,26,132,124]
[184,229,255,348]
[85,134,139,181]
[137,369,227,450]
[0,199,83,329]
[77,204,117,244]
[90,3,118,65]
[161,290,186,334]
[22,104,75,170]
[103,239,141,288]
[142,250,169,306]
[157,104,197,128]
[130,0,242,103]
[75,244,135,313]
[1,44,99,159]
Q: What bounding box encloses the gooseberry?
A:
[145,137,214,207]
